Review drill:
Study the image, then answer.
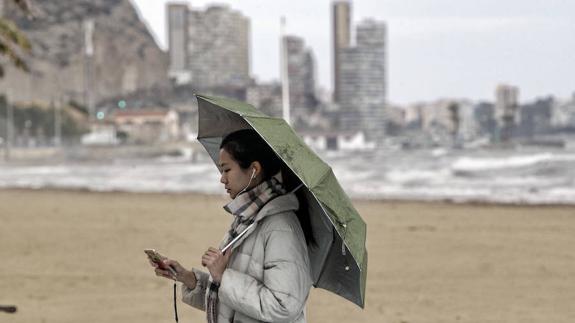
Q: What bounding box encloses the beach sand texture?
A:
[1,189,574,323]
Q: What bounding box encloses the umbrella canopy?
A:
[196,94,368,308]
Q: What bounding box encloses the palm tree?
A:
[0,0,32,77]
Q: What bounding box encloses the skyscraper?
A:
[339,19,387,143]
[332,0,351,103]
[167,3,189,82]
[284,35,317,113]
[495,84,519,142]
[167,4,251,88]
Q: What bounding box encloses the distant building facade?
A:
[114,109,179,143]
[167,4,251,88]
[518,98,553,138]
[301,131,375,151]
[246,82,282,117]
[551,94,575,129]
[338,19,387,143]
[167,3,188,80]
[332,0,352,103]
[473,102,497,138]
[284,35,317,114]
[495,84,519,141]
[410,99,475,143]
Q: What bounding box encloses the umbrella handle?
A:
[289,183,304,194]
[222,222,256,253]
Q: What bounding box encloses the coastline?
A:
[2,186,575,208]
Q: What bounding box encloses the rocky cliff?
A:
[0,0,168,105]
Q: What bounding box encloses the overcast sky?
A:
[131,0,575,105]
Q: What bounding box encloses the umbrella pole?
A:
[222,222,256,253]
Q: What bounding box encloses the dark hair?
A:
[222,129,315,246]
[220,129,282,180]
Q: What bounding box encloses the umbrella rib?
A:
[308,165,332,190]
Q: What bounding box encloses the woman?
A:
[151,129,312,323]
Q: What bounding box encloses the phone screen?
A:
[145,249,166,267]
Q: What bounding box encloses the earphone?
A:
[236,168,257,197]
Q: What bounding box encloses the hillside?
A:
[0,0,169,105]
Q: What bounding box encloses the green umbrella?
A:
[196,94,368,308]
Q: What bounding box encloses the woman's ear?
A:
[250,161,263,179]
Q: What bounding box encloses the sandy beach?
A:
[1,189,575,323]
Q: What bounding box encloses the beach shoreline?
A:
[3,187,575,208]
[1,189,575,323]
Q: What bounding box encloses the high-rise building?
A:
[167,4,250,88]
[284,35,317,114]
[339,19,387,143]
[167,3,189,82]
[495,84,519,141]
[246,82,282,117]
[332,0,351,103]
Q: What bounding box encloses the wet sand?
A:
[1,189,574,323]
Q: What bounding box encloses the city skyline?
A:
[131,0,575,105]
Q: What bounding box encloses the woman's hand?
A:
[149,258,197,289]
[201,247,232,283]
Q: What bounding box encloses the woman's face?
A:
[218,148,255,199]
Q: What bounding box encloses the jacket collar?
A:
[223,193,299,252]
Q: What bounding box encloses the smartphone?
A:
[145,249,177,276]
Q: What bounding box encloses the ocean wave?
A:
[451,153,575,172]
[349,183,575,205]
[384,169,450,184]
[2,149,575,205]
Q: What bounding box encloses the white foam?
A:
[1,149,575,205]
[452,153,575,172]
[384,169,450,184]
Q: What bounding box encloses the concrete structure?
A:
[473,102,497,138]
[338,19,387,143]
[113,109,179,144]
[419,100,460,139]
[167,3,251,88]
[284,35,317,115]
[167,3,189,82]
[385,104,406,135]
[81,123,118,146]
[301,131,374,151]
[246,82,282,117]
[551,95,575,129]
[495,84,520,141]
[518,98,553,138]
[402,99,478,145]
[332,0,352,103]
[404,104,424,129]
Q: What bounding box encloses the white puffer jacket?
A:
[182,193,313,323]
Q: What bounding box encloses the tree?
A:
[0,0,32,77]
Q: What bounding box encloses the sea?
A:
[1,146,575,205]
